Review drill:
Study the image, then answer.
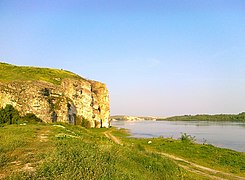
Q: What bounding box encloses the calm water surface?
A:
[111,120,245,152]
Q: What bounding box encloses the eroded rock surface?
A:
[0,78,110,128]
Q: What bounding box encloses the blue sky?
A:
[1,0,245,116]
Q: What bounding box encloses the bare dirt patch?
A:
[22,163,35,172]
[0,174,5,179]
[104,131,122,145]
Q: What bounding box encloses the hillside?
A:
[0,62,110,128]
[0,62,82,85]
[0,123,245,179]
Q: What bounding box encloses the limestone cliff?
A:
[0,63,110,128]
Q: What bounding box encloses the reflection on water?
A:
[111,120,245,152]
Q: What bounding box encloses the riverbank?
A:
[0,123,245,179]
[112,120,245,152]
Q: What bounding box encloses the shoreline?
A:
[111,120,245,153]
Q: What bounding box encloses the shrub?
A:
[0,104,21,124]
[41,88,50,96]
[81,118,91,128]
[180,133,196,143]
[0,105,42,124]
[22,113,42,123]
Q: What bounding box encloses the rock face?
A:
[0,78,110,128]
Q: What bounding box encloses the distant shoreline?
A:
[111,113,245,122]
[110,115,162,122]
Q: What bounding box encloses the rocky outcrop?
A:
[0,78,110,128]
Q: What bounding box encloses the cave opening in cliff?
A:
[67,103,76,125]
[68,114,76,125]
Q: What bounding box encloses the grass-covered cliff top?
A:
[0,62,84,85]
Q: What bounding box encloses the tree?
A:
[0,104,20,124]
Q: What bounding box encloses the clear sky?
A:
[1,0,245,117]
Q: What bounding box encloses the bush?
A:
[0,105,42,125]
[81,118,91,128]
[22,113,42,123]
[0,104,21,124]
[180,133,196,143]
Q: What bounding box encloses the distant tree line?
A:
[0,104,42,125]
[159,113,245,122]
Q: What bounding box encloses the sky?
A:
[1,0,245,117]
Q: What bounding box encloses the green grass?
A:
[0,124,55,177]
[0,123,201,179]
[0,62,83,85]
[124,137,245,176]
[1,123,245,179]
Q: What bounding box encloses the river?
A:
[111,120,245,152]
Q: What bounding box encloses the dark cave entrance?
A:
[67,103,76,125]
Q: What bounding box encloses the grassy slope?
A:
[1,124,245,179]
[0,124,202,179]
[0,62,83,85]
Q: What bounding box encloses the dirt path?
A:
[103,130,122,145]
[104,130,245,180]
[38,129,50,142]
[153,150,245,180]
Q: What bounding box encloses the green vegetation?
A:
[0,104,41,125]
[160,113,245,122]
[119,135,245,179]
[143,137,245,175]
[80,117,92,128]
[0,122,245,179]
[0,62,83,85]
[180,133,196,143]
[0,124,197,179]
[0,105,20,125]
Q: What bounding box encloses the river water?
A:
[111,120,245,152]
